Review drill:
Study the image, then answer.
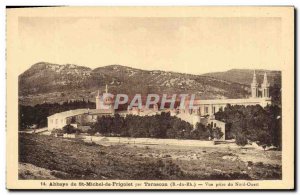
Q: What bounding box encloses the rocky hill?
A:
[19,62,280,106]
[202,69,281,87]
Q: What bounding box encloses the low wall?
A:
[84,136,215,147]
[63,134,84,139]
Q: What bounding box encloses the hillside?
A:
[202,69,281,87]
[19,134,281,180]
[18,62,280,106]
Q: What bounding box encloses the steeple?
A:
[95,89,101,109]
[262,72,269,85]
[261,72,270,98]
[252,70,257,84]
[251,70,259,98]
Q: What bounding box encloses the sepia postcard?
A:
[6,6,294,190]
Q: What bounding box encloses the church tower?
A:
[95,90,101,109]
[261,72,270,98]
[95,85,115,112]
[251,70,259,98]
[103,84,114,108]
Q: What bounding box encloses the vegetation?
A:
[19,100,95,129]
[235,132,248,146]
[215,104,281,149]
[91,112,193,138]
[191,123,223,140]
[19,134,282,180]
[62,124,81,134]
[20,100,281,146]
[89,112,223,140]
[21,63,280,105]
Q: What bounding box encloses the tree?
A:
[149,117,161,138]
[95,116,112,135]
[87,128,96,136]
[193,123,210,140]
[256,130,272,149]
[166,128,177,139]
[19,100,96,131]
[215,104,282,149]
[87,128,96,142]
[235,132,248,146]
[111,114,123,135]
[212,127,224,140]
[62,124,77,134]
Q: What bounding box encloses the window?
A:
[55,119,58,124]
[205,107,209,114]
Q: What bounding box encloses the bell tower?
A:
[103,84,114,108]
[261,72,270,98]
[95,85,115,113]
[95,90,101,109]
[251,70,259,98]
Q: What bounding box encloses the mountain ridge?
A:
[19,62,281,106]
[22,62,280,77]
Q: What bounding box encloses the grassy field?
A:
[19,134,281,180]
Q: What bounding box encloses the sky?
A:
[17,17,282,75]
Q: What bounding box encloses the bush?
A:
[87,129,96,136]
[247,161,253,167]
[19,100,96,130]
[91,113,197,140]
[62,124,77,134]
[235,132,248,146]
[212,127,224,140]
[215,104,282,148]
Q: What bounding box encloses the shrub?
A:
[212,127,224,140]
[247,161,253,167]
[62,124,77,134]
[235,132,248,146]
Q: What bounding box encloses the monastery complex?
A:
[48,71,272,140]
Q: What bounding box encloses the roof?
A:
[88,109,114,115]
[47,109,114,119]
[193,97,271,105]
[47,109,89,119]
[138,109,158,116]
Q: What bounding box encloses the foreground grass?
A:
[19,134,281,180]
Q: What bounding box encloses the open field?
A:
[19,134,281,180]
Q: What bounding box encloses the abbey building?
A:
[47,71,272,140]
[192,71,271,116]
